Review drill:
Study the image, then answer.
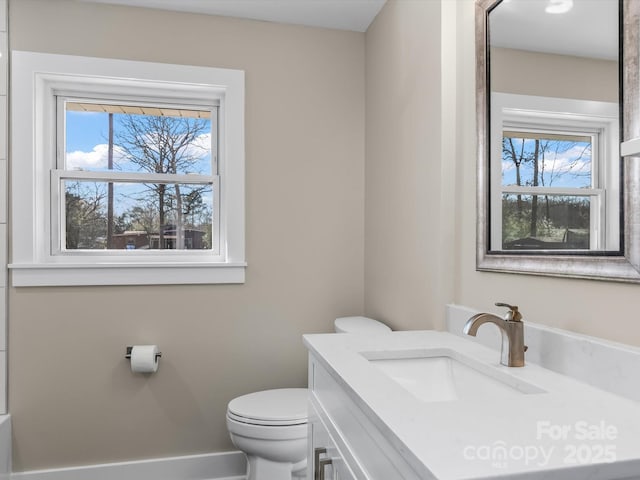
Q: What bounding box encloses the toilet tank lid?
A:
[334,316,391,333]
[227,388,308,424]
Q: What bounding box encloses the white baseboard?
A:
[11,451,247,480]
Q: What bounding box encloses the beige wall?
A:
[364,0,457,330]
[453,1,640,346]
[491,47,618,102]
[8,0,365,471]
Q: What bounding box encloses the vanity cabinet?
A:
[305,330,640,479]
[307,354,425,480]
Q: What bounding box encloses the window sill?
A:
[9,262,247,287]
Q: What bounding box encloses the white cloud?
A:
[67,131,211,172]
[66,144,126,170]
[540,145,592,177]
[502,160,516,172]
[180,132,212,160]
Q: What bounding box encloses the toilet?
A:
[226,316,391,480]
[226,388,308,480]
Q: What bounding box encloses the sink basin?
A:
[363,348,545,402]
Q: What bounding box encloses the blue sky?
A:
[502,137,592,189]
[66,111,108,152]
[65,111,212,173]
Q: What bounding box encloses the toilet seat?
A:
[227,388,308,427]
[227,415,308,441]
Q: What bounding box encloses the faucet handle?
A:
[495,302,523,322]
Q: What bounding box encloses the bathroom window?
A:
[11,51,246,286]
[490,94,619,252]
[500,128,600,250]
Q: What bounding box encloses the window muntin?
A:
[56,98,219,253]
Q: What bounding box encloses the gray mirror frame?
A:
[476,0,640,282]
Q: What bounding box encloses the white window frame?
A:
[11,51,246,286]
[490,93,619,252]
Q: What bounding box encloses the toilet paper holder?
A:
[125,346,162,361]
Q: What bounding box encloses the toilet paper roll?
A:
[130,345,160,373]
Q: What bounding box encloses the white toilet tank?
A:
[334,316,391,334]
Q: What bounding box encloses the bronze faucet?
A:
[463,303,527,367]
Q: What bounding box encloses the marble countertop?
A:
[303,330,640,480]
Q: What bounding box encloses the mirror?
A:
[490,0,620,253]
[476,0,640,281]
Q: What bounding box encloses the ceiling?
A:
[77,1,618,60]
[490,0,618,61]
[77,0,387,32]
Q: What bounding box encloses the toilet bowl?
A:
[226,388,308,480]
[226,317,390,480]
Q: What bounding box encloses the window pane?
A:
[501,194,590,250]
[65,102,214,175]
[64,181,214,250]
[502,132,592,188]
